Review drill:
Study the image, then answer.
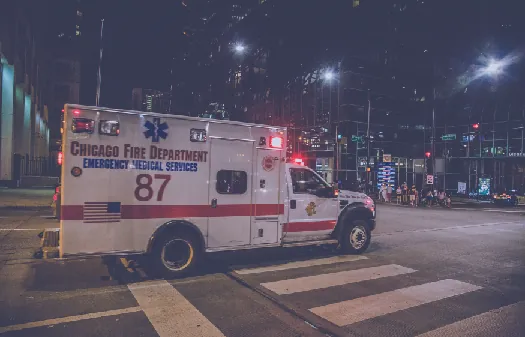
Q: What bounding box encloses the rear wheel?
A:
[150,231,201,278]
[340,220,371,254]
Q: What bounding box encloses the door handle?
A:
[211,198,217,208]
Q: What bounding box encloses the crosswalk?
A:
[232,255,522,336]
[453,207,525,213]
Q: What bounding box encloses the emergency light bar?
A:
[270,136,283,149]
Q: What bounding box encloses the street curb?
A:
[226,271,349,337]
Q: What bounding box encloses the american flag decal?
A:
[83,202,121,223]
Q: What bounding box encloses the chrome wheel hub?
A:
[350,226,367,250]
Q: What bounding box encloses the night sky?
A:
[79,1,184,109]
[74,0,524,110]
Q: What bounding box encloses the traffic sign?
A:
[351,135,363,142]
[441,134,456,141]
[426,174,434,184]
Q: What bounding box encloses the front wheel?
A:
[340,220,371,254]
[150,231,201,278]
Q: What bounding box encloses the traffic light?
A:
[425,152,431,158]
[337,134,342,140]
[472,123,479,129]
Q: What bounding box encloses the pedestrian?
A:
[410,185,417,206]
[402,183,408,205]
[381,184,387,202]
[426,189,433,207]
[396,185,402,204]
[387,184,392,202]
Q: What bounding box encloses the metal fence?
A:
[14,154,60,178]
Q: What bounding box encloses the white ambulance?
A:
[58,104,376,277]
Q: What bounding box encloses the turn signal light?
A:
[57,152,63,165]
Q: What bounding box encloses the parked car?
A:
[493,190,519,206]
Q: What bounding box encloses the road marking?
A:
[417,300,525,337]
[0,307,141,334]
[128,280,225,337]
[309,279,481,327]
[234,255,368,275]
[261,264,416,295]
[482,209,524,213]
[0,228,43,231]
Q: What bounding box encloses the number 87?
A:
[134,174,171,201]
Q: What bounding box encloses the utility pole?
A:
[95,19,104,107]
[366,90,371,192]
[431,87,436,190]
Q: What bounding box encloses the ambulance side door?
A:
[207,138,254,248]
[283,167,339,242]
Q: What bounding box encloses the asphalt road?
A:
[0,206,524,337]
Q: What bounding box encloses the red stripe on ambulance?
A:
[61,204,284,221]
[283,220,337,233]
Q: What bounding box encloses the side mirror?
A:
[315,186,335,198]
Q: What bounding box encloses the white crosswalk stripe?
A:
[309,279,481,326]
[261,264,416,295]
[234,255,367,274]
[239,255,496,334]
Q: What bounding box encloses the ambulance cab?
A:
[59,105,376,277]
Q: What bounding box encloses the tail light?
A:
[270,136,283,149]
[57,152,63,165]
[55,186,60,193]
[72,118,95,134]
[334,188,339,197]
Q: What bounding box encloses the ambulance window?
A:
[216,170,247,194]
[289,168,328,194]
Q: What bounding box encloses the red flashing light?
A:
[270,136,283,149]
[57,152,63,165]
[73,110,81,115]
[293,158,304,165]
[61,109,65,113]
[425,152,431,158]
[472,123,479,129]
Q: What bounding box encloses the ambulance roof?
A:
[66,104,287,131]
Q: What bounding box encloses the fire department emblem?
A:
[262,155,275,172]
[305,202,317,216]
[144,117,168,143]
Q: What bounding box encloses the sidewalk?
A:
[0,187,54,210]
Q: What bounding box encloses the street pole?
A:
[366,90,371,192]
[431,87,436,190]
[335,124,338,184]
[95,19,104,107]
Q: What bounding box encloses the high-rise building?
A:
[132,88,172,114]
[0,0,53,184]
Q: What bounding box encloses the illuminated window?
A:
[76,30,81,36]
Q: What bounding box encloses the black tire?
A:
[340,219,371,254]
[150,230,201,279]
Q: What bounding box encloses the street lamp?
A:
[323,70,335,81]
[234,44,246,54]
[481,58,505,77]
